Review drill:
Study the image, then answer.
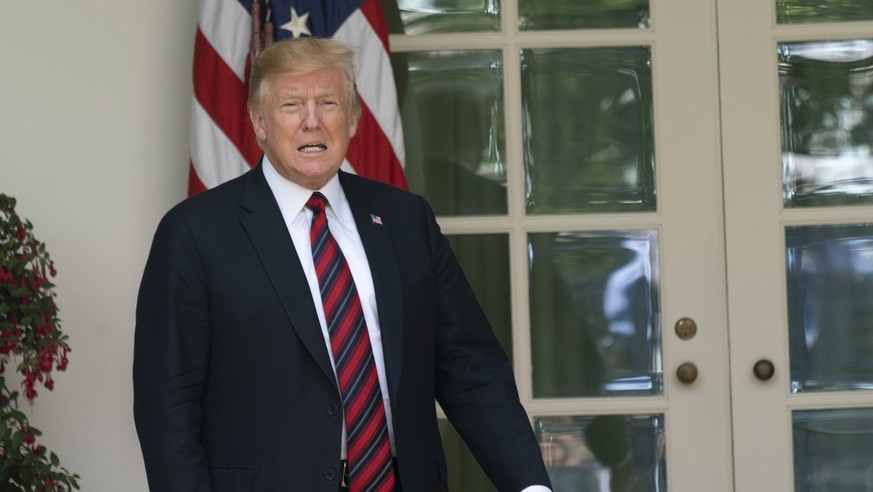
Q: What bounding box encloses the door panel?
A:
[719,0,873,488]
[389,0,731,488]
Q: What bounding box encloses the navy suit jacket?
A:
[133,163,551,491]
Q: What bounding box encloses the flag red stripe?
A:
[347,99,408,189]
[358,0,390,52]
[193,28,260,166]
[188,161,207,196]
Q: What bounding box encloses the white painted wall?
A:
[0,1,199,489]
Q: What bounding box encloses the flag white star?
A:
[281,8,311,38]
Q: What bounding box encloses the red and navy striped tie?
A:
[306,192,395,492]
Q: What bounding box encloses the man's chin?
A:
[277,162,341,189]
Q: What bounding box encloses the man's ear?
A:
[249,105,266,142]
[349,114,359,139]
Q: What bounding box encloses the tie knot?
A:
[306,192,328,214]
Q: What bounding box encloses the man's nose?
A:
[301,102,321,129]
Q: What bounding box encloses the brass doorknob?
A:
[676,362,699,384]
[753,359,775,381]
[675,317,697,340]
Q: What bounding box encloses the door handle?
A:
[753,359,775,381]
[676,362,699,384]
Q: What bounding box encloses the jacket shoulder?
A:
[166,168,252,221]
[339,171,425,209]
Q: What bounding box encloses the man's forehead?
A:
[265,68,344,93]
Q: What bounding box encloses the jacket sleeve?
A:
[421,198,552,491]
[133,209,213,492]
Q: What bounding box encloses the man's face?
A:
[249,66,358,190]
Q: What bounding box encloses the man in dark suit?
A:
[133,37,552,492]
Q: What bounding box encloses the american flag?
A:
[189,0,407,196]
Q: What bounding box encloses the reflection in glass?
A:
[776,0,873,24]
[780,40,873,207]
[519,0,649,30]
[447,234,512,359]
[786,224,873,393]
[392,50,507,216]
[536,414,667,491]
[793,408,873,491]
[521,47,656,214]
[529,230,662,398]
[439,419,497,491]
[388,0,500,34]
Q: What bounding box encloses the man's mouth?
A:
[298,144,327,153]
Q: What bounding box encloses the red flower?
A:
[2,193,77,486]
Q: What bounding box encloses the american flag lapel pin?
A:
[370,214,383,225]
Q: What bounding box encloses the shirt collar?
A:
[262,156,352,227]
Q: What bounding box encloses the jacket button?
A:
[324,468,337,481]
[328,403,340,415]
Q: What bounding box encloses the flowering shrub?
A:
[0,194,79,490]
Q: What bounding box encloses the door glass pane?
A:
[521,47,656,215]
[792,408,873,491]
[535,414,667,491]
[447,233,512,359]
[786,223,873,393]
[392,50,507,216]
[529,230,662,398]
[518,0,650,30]
[391,0,500,34]
[776,0,873,24]
[780,39,873,208]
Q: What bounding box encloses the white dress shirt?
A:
[264,160,396,458]
[264,159,552,492]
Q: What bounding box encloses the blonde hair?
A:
[248,37,361,123]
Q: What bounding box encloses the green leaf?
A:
[0,303,10,315]
[11,429,23,449]
[50,452,59,466]
[10,287,28,298]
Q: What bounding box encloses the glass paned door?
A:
[528,229,662,398]
[779,39,873,208]
[387,0,732,488]
[536,414,667,491]
[792,408,873,491]
[394,0,501,34]
[719,0,873,488]
[518,0,650,30]
[775,0,873,25]
[786,223,873,393]
[521,47,656,215]
[391,49,507,216]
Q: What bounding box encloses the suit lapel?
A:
[340,173,405,404]
[238,164,337,387]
